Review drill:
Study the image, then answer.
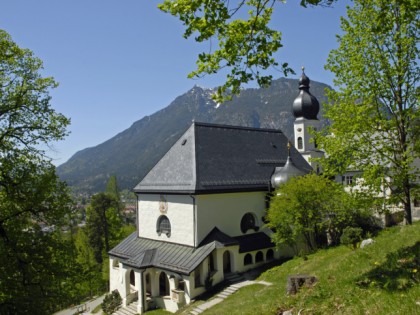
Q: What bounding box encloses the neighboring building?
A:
[335,160,420,225]
[108,72,320,314]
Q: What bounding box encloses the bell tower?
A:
[292,68,323,170]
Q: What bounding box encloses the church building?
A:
[108,71,321,314]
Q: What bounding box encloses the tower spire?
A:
[292,68,319,120]
[292,69,324,170]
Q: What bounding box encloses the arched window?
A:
[159,272,169,296]
[241,213,259,234]
[297,137,303,150]
[266,249,274,261]
[156,215,171,237]
[244,253,253,265]
[256,251,264,263]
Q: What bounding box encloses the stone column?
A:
[136,270,144,314]
[121,269,130,307]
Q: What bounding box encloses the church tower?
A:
[292,68,323,170]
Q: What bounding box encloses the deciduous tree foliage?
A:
[158,0,337,101]
[316,0,420,224]
[267,174,373,250]
[0,30,74,313]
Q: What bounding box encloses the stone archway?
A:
[256,251,264,263]
[130,270,135,286]
[266,249,274,261]
[223,251,232,274]
[159,272,169,296]
[145,273,151,296]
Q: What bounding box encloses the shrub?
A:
[340,227,363,249]
[101,290,122,315]
[354,214,383,237]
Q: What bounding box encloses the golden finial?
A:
[287,141,291,157]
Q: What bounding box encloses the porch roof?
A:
[109,230,276,275]
[234,232,275,253]
[199,227,239,247]
[109,232,216,275]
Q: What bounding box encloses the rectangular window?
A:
[342,175,353,185]
[414,199,420,207]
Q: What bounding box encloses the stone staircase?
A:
[224,272,245,284]
[112,301,139,315]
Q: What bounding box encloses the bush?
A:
[340,227,363,249]
[354,214,383,237]
[101,290,122,314]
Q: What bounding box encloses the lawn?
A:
[176,221,420,315]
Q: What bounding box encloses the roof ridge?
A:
[192,121,284,133]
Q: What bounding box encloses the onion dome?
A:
[292,68,320,120]
[271,143,308,188]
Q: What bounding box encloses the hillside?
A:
[167,222,420,315]
[57,78,330,193]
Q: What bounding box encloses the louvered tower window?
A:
[156,215,171,237]
[297,137,303,150]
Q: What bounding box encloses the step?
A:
[225,273,244,281]
[225,287,238,293]
[127,303,138,312]
[113,304,138,315]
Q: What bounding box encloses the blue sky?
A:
[0,0,351,165]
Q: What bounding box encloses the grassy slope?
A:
[163,222,420,315]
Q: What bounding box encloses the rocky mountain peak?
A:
[57,77,330,193]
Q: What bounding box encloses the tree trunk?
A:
[404,182,412,225]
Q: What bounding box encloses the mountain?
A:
[56,77,330,193]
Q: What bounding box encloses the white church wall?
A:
[294,117,323,170]
[294,118,320,152]
[183,274,193,305]
[109,257,124,294]
[207,250,224,285]
[137,194,195,246]
[195,191,267,245]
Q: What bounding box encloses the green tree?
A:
[86,193,123,264]
[106,175,121,202]
[267,174,370,250]
[74,228,105,298]
[0,29,73,313]
[316,0,420,224]
[158,0,337,101]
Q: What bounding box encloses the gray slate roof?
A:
[199,227,239,247]
[109,230,276,275]
[234,232,274,253]
[134,122,312,194]
[109,232,216,275]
